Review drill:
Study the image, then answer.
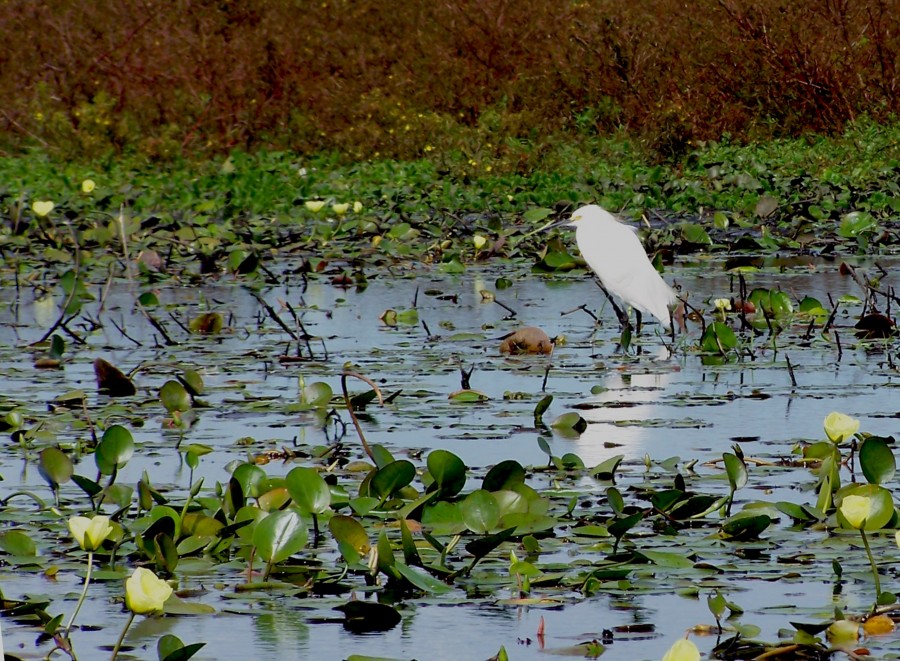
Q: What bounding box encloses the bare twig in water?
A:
[459,362,474,390]
[253,293,299,341]
[341,372,385,462]
[493,298,517,319]
[560,304,599,323]
[785,354,797,387]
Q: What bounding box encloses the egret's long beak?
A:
[522,216,572,239]
[546,218,573,231]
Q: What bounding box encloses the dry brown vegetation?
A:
[2,0,898,163]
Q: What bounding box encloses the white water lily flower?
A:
[713,298,731,311]
[824,412,859,443]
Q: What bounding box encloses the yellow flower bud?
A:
[304,200,326,213]
[824,412,859,443]
[81,179,96,193]
[68,515,112,551]
[353,201,363,213]
[32,200,54,217]
[473,234,488,250]
[661,638,700,661]
[124,567,173,614]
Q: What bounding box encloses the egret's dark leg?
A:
[635,310,643,335]
[595,280,632,332]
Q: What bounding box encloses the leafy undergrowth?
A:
[2,120,900,287]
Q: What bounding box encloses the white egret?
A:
[559,204,676,331]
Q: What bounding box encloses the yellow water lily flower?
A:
[332,203,350,215]
[824,412,859,443]
[81,179,96,193]
[68,515,112,551]
[839,494,871,529]
[124,567,173,614]
[661,638,700,661]
[305,200,326,213]
[713,298,731,311]
[32,200,54,217]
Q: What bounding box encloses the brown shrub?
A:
[1,0,898,162]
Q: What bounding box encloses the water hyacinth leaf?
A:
[590,454,624,481]
[253,509,308,564]
[0,530,37,557]
[606,487,625,516]
[708,590,727,619]
[72,474,103,498]
[158,634,206,661]
[153,532,179,574]
[95,425,135,475]
[723,452,748,491]
[639,550,694,569]
[448,389,489,402]
[178,370,205,397]
[858,437,896,484]
[395,561,451,594]
[160,380,192,413]
[371,460,416,501]
[483,460,526,491]
[286,466,331,515]
[138,291,159,307]
[720,514,772,540]
[421,501,466,536]
[608,512,643,540]
[768,290,793,318]
[189,312,223,334]
[533,394,552,422]
[465,527,517,562]
[232,506,265,543]
[300,381,333,408]
[426,449,466,498]
[838,210,876,238]
[681,223,711,245]
[523,208,553,223]
[93,358,136,397]
[700,322,737,354]
[334,601,401,633]
[329,515,370,560]
[48,334,65,360]
[232,463,266,499]
[38,447,73,489]
[461,489,501,534]
[550,412,587,434]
